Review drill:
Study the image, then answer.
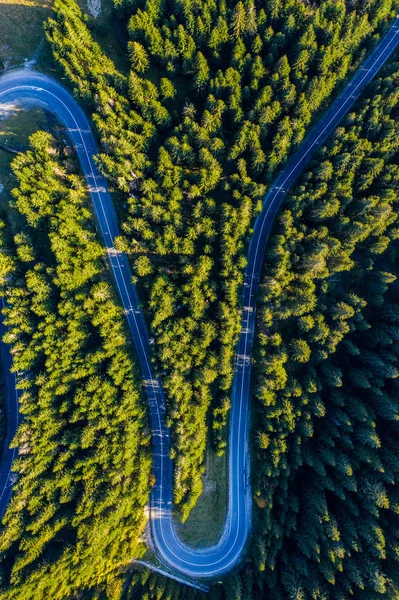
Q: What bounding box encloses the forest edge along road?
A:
[0,12,398,580]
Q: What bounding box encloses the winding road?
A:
[0,14,399,580]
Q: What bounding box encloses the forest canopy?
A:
[118,46,399,600]
[0,0,399,598]
[241,50,399,600]
[0,132,151,600]
[46,0,399,519]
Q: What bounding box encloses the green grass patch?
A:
[174,442,227,548]
[0,0,51,69]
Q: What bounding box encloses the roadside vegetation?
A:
[46,0,399,522]
[247,54,399,600]
[0,347,6,455]
[0,107,49,213]
[0,132,151,600]
[1,0,399,599]
[204,50,399,600]
[174,439,227,547]
[98,47,399,600]
[0,107,50,452]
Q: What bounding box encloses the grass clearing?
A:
[0,0,51,69]
[174,441,227,548]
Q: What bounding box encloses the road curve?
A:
[0,15,399,579]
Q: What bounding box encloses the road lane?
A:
[0,13,398,579]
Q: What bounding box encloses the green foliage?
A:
[0,132,151,600]
[123,569,205,600]
[245,57,399,599]
[115,33,399,600]
[46,0,399,519]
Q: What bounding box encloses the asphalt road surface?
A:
[0,14,398,579]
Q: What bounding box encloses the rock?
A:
[87,0,101,18]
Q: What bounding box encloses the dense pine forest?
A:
[1,0,399,599]
[0,132,151,599]
[248,56,399,599]
[122,50,399,600]
[46,0,398,518]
